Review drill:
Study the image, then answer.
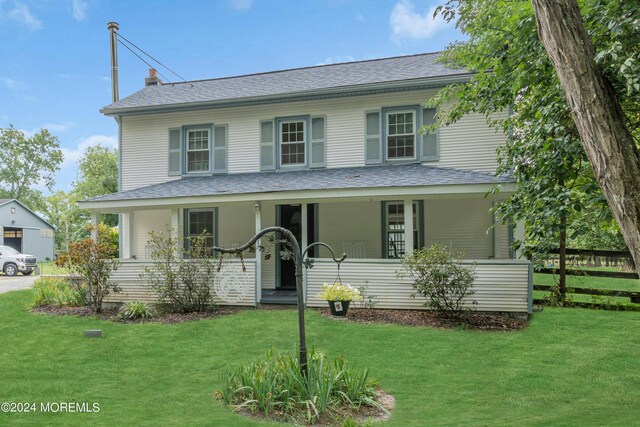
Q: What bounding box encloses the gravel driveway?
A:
[0,275,37,294]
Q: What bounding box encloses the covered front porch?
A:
[79,164,530,313]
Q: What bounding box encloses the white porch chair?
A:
[343,241,366,259]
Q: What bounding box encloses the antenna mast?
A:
[107,21,120,103]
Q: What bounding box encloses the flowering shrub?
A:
[317,283,363,301]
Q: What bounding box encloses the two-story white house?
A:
[79,53,532,314]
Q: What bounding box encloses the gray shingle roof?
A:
[102,53,470,115]
[84,164,512,204]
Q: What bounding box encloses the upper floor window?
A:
[365,107,438,165]
[260,116,326,171]
[168,124,227,177]
[280,120,306,166]
[186,128,210,173]
[386,111,415,160]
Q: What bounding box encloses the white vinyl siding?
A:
[317,200,383,259]
[425,198,495,258]
[120,90,507,190]
[106,260,256,306]
[305,259,530,313]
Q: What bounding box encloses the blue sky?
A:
[0,0,461,195]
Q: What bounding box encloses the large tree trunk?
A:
[531,0,640,275]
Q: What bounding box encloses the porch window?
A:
[185,208,216,253]
[386,111,415,160]
[186,128,210,173]
[280,120,306,166]
[383,201,422,259]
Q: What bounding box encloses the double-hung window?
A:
[260,116,325,171]
[386,111,416,160]
[168,124,227,176]
[280,120,306,166]
[364,107,438,164]
[383,201,423,259]
[185,208,216,254]
[186,128,210,173]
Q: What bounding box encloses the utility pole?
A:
[107,21,120,103]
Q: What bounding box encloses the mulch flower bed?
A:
[32,305,526,330]
[315,307,528,331]
[31,305,250,324]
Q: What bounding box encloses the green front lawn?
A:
[534,272,640,292]
[37,261,71,276]
[1,290,639,425]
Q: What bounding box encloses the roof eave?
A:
[100,73,474,117]
[78,181,515,212]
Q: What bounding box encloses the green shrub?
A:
[141,226,216,313]
[399,244,477,320]
[118,301,155,320]
[33,277,87,307]
[216,348,382,424]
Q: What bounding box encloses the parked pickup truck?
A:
[0,245,37,276]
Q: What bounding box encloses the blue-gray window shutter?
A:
[421,108,438,161]
[260,120,276,171]
[310,116,326,168]
[365,111,382,164]
[168,128,182,176]
[213,125,227,173]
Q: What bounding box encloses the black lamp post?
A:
[213,227,346,375]
[211,227,306,373]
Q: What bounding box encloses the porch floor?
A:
[260,289,297,305]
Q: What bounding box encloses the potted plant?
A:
[317,283,363,316]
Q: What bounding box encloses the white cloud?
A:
[7,3,42,30]
[71,0,87,21]
[1,76,26,90]
[317,56,355,66]
[62,134,117,167]
[390,1,450,40]
[230,0,252,11]
[42,122,75,133]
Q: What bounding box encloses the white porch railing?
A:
[106,259,257,306]
[304,258,532,313]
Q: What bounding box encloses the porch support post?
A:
[90,211,99,241]
[492,202,501,259]
[170,208,180,258]
[514,220,526,259]
[255,202,262,303]
[404,199,414,256]
[121,212,132,258]
[127,212,135,258]
[301,202,308,299]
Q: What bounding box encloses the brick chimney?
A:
[145,68,162,86]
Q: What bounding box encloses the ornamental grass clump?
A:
[118,301,155,320]
[317,283,363,301]
[216,348,382,424]
[33,277,87,307]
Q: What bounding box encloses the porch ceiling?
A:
[79,164,514,211]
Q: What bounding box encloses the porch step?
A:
[260,289,297,305]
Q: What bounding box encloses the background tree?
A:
[72,144,118,227]
[41,191,84,253]
[0,125,63,210]
[429,1,639,284]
